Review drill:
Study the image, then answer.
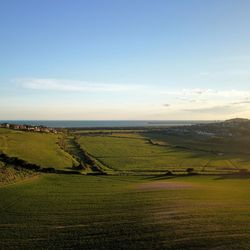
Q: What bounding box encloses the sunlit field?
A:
[0,174,249,249]
[77,133,250,174]
[0,127,250,249]
[1,0,250,249]
[0,128,76,169]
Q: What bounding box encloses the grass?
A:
[64,135,111,174]
[77,134,245,173]
[1,128,246,174]
[0,174,249,249]
[0,128,250,249]
[147,131,250,156]
[0,162,37,186]
[0,128,76,169]
[146,132,250,170]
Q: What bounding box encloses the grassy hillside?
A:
[0,174,249,249]
[77,134,246,174]
[0,161,36,186]
[0,128,76,169]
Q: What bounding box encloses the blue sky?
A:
[0,0,250,120]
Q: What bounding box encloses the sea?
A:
[0,120,218,128]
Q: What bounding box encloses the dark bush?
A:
[238,169,249,175]
[41,167,56,173]
[165,170,173,176]
[186,168,196,175]
[72,164,85,170]
[0,152,41,171]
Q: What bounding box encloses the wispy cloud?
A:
[19,79,250,100]
[159,88,250,98]
[178,88,250,98]
[19,78,139,92]
[163,103,171,107]
[14,78,250,119]
[231,99,250,105]
[183,105,242,114]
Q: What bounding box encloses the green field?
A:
[0,128,76,169]
[0,174,249,249]
[146,132,250,171]
[146,131,250,157]
[1,128,249,174]
[77,133,247,174]
[0,128,250,249]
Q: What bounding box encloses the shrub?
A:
[238,169,249,175]
[186,168,195,175]
[165,170,173,176]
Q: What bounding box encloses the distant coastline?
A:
[0,120,219,128]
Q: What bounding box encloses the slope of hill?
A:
[0,161,37,186]
[225,118,249,124]
[0,128,77,170]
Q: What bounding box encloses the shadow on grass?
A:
[54,169,81,175]
[143,172,250,181]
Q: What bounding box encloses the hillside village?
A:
[0,123,58,134]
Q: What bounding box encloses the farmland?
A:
[0,124,250,249]
[0,128,77,170]
[0,174,249,249]
[76,132,250,174]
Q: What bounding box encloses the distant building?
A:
[0,122,58,134]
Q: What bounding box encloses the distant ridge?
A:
[224,118,249,123]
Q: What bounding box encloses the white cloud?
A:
[18,78,250,100]
[183,105,242,114]
[19,78,140,92]
[10,77,250,119]
[231,100,250,105]
[167,88,250,98]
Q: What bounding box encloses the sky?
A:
[0,0,250,120]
